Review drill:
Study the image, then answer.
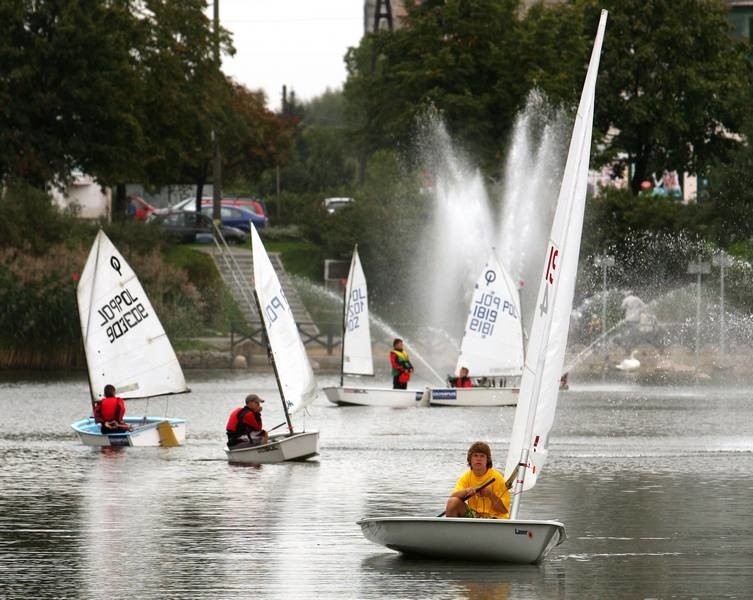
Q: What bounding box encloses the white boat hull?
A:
[225,431,319,464]
[358,517,565,564]
[323,386,429,408]
[71,417,187,447]
[429,386,518,407]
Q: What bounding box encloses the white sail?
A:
[77,230,188,400]
[505,11,607,491]
[342,245,374,376]
[251,226,318,414]
[455,252,524,377]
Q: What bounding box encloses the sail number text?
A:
[470,292,517,337]
[264,288,289,325]
[346,287,366,332]
[97,288,149,343]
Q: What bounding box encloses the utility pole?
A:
[712,252,731,355]
[211,0,222,224]
[687,257,710,376]
[594,254,614,345]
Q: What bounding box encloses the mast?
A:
[339,245,359,387]
[509,10,607,519]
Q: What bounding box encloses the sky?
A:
[212,1,365,111]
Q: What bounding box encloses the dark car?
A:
[162,197,268,230]
[152,211,247,244]
[199,204,266,232]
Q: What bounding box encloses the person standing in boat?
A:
[98,384,132,434]
[453,366,473,388]
[389,338,414,389]
[443,441,510,519]
[226,394,269,448]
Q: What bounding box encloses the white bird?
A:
[616,350,640,372]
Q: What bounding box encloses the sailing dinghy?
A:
[322,245,428,408]
[429,252,523,407]
[71,230,188,447]
[225,225,319,464]
[358,10,607,563]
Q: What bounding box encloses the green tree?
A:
[0,0,144,187]
[581,0,753,192]
[344,0,527,171]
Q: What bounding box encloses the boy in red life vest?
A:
[99,384,132,434]
[453,366,473,388]
[390,338,414,389]
[226,394,269,448]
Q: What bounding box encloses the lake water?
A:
[1,371,752,599]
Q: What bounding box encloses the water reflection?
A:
[2,375,753,598]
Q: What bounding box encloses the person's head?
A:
[466,441,492,474]
[459,366,469,378]
[245,393,265,412]
[104,384,116,398]
[393,338,403,350]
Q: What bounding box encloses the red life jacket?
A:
[100,396,125,422]
[226,406,262,435]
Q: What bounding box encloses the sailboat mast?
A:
[509,10,606,519]
[81,233,104,411]
[253,289,294,434]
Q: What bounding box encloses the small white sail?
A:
[250,226,318,414]
[505,11,607,491]
[342,245,374,376]
[455,252,524,377]
[77,230,188,399]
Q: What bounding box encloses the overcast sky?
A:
[213,1,364,111]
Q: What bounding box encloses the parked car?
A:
[198,204,265,232]
[152,211,247,244]
[324,197,354,214]
[161,197,267,230]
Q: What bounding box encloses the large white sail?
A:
[455,252,524,377]
[77,230,188,400]
[251,226,318,414]
[505,11,607,491]
[342,245,374,376]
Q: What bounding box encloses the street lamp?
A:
[594,254,615,344]
[687,257,710,374]
[712,252,731,355]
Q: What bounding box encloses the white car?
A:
[324,197,353,214]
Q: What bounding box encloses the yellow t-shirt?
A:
[453,468,510,519]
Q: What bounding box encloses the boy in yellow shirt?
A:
[443,441,510,519]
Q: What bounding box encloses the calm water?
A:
[1,371,752,599]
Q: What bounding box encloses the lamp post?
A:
[712,252,731,355]
[687,257,710,374]
[594,254,615,344]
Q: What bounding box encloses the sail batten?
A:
[504,11,607,492]
[77,230,188,400]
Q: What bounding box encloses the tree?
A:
[344,0,527,171]
[581,0,753,192]
[0,0,145,188]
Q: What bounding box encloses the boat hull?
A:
[323,386,429,408]
[358,517,565,564]
[225,431,319,464]
[429,386,518,407]
[71,417,187,447]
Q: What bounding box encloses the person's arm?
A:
[242,412,262,432]
[389,351,402,371]
[478,482,509,513]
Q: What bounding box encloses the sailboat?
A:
[358,10,607,563]
[225,225,320,464]
[428,252,524,407]
[322,245,429,408]
[70,230,188,447]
